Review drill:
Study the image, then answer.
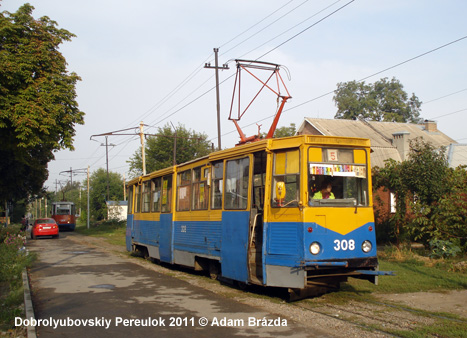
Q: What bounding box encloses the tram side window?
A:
[272,150,300,208]
[225,157,250,210]
[135,185,141,213]
[151,177,162,212]
[142,181,151,212]
[192,167,208,210]
[177,170,191,211]
[128,186,134,214]
[161,175,172,213]
[211,161,223,209]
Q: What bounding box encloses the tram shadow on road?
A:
[131,252,337,303]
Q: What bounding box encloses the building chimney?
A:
[424,120,437,132]
[392,131,410,161]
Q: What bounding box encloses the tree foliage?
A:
[128,123,212,177]
[333,77,422,123]
[273,123,296,138]
[87,168,124,221]
[0,4,84,204]
[373,138,467,253]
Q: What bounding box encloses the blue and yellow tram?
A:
[126,135,388,298]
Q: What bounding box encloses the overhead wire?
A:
[429,108,467,120]
[93,1,310,170]
[92,4,467,175]
[125,52,214,129]
[212,35,467,142]
[101,0,348,159]
[50,1,313,185]
[149,1,352,133]
[256,0,355,60]
[239,0,344,59]
[147,0,315,127]
[422,88,467,105]
[125,0,307,131]
[220,0,310,57]
[148,74,216,126]
[219,0,296,49]
[131,0,345,132]
[357,35,467,83]
[107,54,215,152]
[283,35,467,114]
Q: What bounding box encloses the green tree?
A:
[259,123,296,140]
[403,139,450,205]
[273,123,296,138]
[333,77,422,123]
[0,4,84,205]
[373,138,465,252]
[88,169,124,221]
[128,123,212,177]
[409,165,467,253]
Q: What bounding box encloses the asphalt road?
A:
[26,232,328,338]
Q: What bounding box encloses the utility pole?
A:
[106,136,109,200]
[123,173,126,201]
[101,136,116,201]
[205,48,229,150]
[173,130,177,165]
[91,125,145,176]
[87,166,90,229]
[60,168,87,200]
[140,121,146,175]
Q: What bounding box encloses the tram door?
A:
[248,151,267,284]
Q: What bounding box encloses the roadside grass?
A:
[342,246,467,295]
[74,220,126,246]
[314,245,467,338]
[0,224,36,333]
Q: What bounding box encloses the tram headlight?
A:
[362,240,372,253]
[309,242,321,255]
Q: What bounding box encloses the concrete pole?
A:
[140,121,146,175]
[87,166,90,229]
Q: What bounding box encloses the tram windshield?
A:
[53,203,76,215]
[308,148,369,207]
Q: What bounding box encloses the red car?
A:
[31,218,59,239]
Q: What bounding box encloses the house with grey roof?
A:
[447,144,467,168]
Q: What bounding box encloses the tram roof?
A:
[127,135,371,185]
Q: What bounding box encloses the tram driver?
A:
[312,180,335,200]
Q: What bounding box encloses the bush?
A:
[0,226,35,330]
[429,239,462,259]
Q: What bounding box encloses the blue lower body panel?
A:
[126,214,134,252]
[173,220,221,257]
[221,211,249,283]
[159,214,174,263]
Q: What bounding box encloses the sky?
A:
[2,0,467,192]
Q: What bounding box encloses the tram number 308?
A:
[333,239,355,251]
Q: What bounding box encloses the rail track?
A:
[292,295,467,337]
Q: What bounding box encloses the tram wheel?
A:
[209,261,220,280]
